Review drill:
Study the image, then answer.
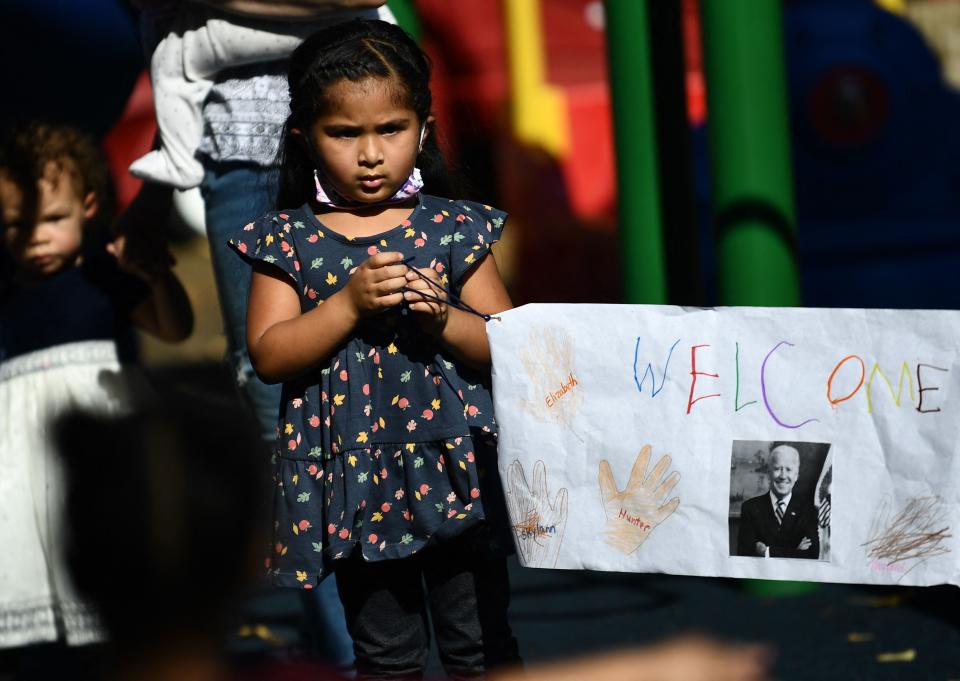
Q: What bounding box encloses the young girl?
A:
[230,19,521,679]
[0,122,192,649]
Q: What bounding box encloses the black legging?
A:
[333,524,522,681]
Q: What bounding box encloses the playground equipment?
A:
[27,0,958,310]
[604,0,667,304]
[701,0,801,307]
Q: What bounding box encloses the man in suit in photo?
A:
[736,445,820,559]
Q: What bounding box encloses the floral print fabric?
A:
[230,195,506,588]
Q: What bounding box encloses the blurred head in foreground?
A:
[54,378,270,660]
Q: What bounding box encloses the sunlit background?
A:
[3,1,960,677]
[4,0,958,366]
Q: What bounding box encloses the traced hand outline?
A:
[598,445,681,555]
[517,327,582,437]
[506,459,568,568]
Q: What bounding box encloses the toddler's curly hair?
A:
[0,121,113,225]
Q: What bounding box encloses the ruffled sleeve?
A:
[446,200,506,287]
[228,211,304,288]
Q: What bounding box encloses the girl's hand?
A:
[343,251,408,318]
[404,265,448,336]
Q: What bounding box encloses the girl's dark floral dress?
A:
[231,195,507,588]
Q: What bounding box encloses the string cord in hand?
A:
[400,259,500,322]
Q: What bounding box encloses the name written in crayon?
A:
[618,508,651,532]
[518,524,557,540]
[545,372,579,408]
[869,560,906,574]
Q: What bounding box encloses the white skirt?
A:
[0,341,143,647]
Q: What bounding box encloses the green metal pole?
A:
[388,0,422,43]
[701,0,800,307]
[605,0,668,304]
[702,1,810,596]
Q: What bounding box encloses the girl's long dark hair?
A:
[277,20,459,209]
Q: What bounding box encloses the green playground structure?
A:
[607,0,799,306]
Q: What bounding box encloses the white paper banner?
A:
[488,304,960,586]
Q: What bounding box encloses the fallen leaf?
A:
[876,649,916,663]
[847,633,875,643]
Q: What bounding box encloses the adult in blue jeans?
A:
[203,162,354,668]
[125,0,396,671]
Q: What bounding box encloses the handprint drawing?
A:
[598,445,681,555]
[506,460,568,568]
[518,327,582,430]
